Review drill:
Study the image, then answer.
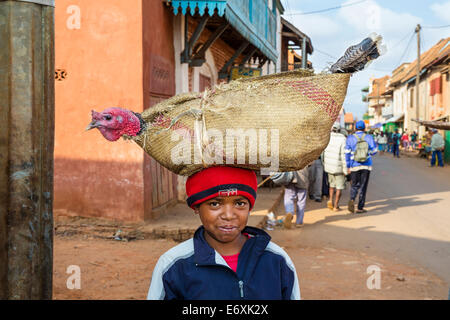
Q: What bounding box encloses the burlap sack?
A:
[130,69,350,176]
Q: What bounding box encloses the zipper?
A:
[198,264,245,299]
[238,280,244,298]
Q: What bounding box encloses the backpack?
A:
[353,133,369,163]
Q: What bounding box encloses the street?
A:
[272,152,450,291]
[52,152,450,300]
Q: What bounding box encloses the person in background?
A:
[322,171,330,201]
[373,131,379,150]
[308,156,324,203]
[345,120,377,214]
[410,130,418,150]
[323,123,348,212]
[401,130,410,151]
[270,168,310,228]
[430,128,445,167]
[340,128,349,137]
[377,131,387,154]
[282,168,310,228]
[392,129,401,158]
[387,131,393,154]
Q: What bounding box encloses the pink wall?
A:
[54,0,145,221]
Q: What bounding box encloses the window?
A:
[409,88,414,108]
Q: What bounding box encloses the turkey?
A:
[87,34,386,143]
[86,34,385,176]
[86,108,146,142]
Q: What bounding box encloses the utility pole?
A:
[0,0,55,299]
[415,24,421,133]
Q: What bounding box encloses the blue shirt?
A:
[345,131,377,169]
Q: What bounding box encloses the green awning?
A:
[386,113,404,123]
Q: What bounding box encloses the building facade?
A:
[368,75,390,128]
[380,37,450,162]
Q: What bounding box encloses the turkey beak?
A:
[85,121,99,131]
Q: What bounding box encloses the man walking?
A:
[323,123,348,212]
[387,131,393,153]
[411,131,418,150]
[392,129,401,158]
[345,120,377,214]
[430,128,445,167]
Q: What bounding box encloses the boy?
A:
[147,166,300,300]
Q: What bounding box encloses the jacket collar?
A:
[193,226,271,271]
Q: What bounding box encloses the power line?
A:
[314,48,337,59]
[422,24,450,29]
[286,0,368,16]
[390,30,415,50]
[397,31,416,66]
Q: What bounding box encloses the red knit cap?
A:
[186,166,258,210]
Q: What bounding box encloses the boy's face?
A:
[194,196,250,245]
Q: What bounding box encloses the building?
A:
[54,0,288,221]
[386,63,410,132]
[387,37,450,162]
[368,75,390,129]
[344,112,355,132]
[389,38,450,136]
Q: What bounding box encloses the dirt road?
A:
[53,232,447,300]
[52,153,450,300]
[284,153,450,288]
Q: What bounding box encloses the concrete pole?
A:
[415,24,421,133]
[0,0,55,299]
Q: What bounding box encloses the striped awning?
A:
[171,0,226,16]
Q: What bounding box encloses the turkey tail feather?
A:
[330,33,386,74]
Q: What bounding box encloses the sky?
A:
[280,0,450,121]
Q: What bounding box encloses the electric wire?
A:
[396,31,416,67]
[422,24,450,29]
[286,0,368,16]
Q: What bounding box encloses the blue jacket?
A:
[147,226,300,300]
[345,131,377,169]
